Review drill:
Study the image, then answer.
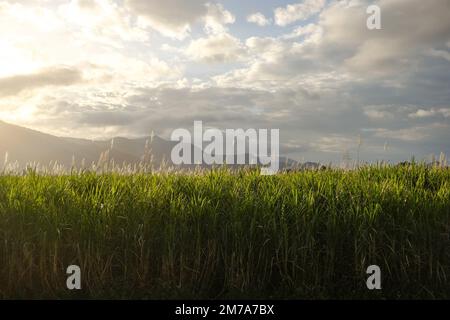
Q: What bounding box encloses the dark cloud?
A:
[126,0,207,32]
[32,80,447,163]
[0,67,83,97]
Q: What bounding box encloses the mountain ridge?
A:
[0,120,314,171]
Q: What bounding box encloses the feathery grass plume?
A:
[431,153,437,167]
[357,134,363,167]
[341,149,351,170]
[142,138,154,169]
[439,152,447,168]
[3,151,8,169]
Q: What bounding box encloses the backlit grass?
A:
[0,165,449,299]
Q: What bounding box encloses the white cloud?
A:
[409,109,436,118]
[59,0,148,43]
[247,12,271,27]
[186,33,246,63]
[0,0,182,87]
[282,23,322,40]
[274,0,326,27]
[219,0,450,91]
[409,108,450,118]
[373,127,431,142]
[310,135,355,153]
[428,49,450,62]
[203,3,235,34]
[364,110,394,120]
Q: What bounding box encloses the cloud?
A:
[274,0,326,26]
[409,108,450,118]
[126,1,236,38]
[213,34,328,90]
[320,0,450,76]
[1,0,449,163]
[372,127,432,142]
[428,49,450,62]
[126,0,208,38]
[0,67,84,97]
[186,33,246,63]
[364,109,394,120]
[93,55,183,83]
[217,0,450,91]
[247,12,271,27]
[282,23,322,39]
[309,135,355,153]
[7,78,449,163]
[203,3,235,34]
[59,0,148,43]
[24,84,324,139]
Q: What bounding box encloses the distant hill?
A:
[0,120,312,171]
[0,120,175,169]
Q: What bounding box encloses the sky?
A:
[0,0,449,163]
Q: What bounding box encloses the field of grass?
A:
[0,165,449,299]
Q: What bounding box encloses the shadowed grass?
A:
[0,165,449,299]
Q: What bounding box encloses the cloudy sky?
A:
[0,0,449,163]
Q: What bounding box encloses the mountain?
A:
[0,120,309,171]
[0,121,171,169]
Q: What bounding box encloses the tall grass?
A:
[0,165,449,299]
